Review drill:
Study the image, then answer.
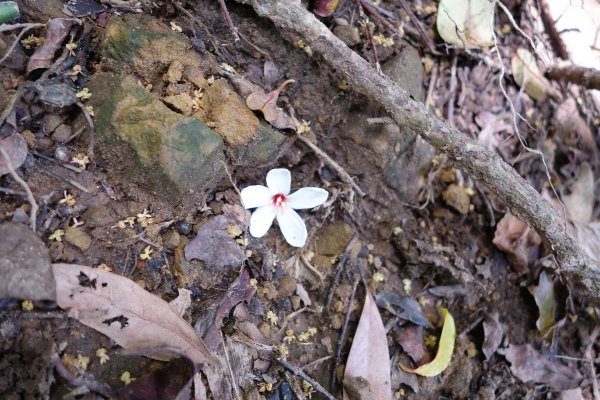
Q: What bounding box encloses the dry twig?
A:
[331,276,359,394]
[0,145,38,231]
[547,64,600,90]
[276,357,336,400]
[239,0,600,300]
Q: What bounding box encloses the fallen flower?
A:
[240,168,328,247]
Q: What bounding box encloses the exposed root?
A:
[0,145,38,231]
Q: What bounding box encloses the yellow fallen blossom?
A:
[140,246,153,260]
[66,42,77,56]
[21,35,44,50]
[71,64,82,77]
[85,105,94,117]
[265,310,278,326]
[75,88,92,101]
[169,21,182,32]
[277,344,289,358]
[373,33,394,47]
[120,371,135,385]
[96,348,110,365]
[306,327,317,336]
[113,216,136,229]
[297,331,310,342]
[76,354,90,371]
[136,208,154,227]
[71,153,90,170]
[302,380,315,398]
[21,300,33,311]
[49,229,65,242]
[297,120,312,135]
[284,329,296,344]
[258,382,273,393]
[372,272,385,282]
[59,191,76,206]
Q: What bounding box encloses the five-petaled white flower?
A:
[240,168,328,247]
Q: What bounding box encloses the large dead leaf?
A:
[492,212,541,274]
[571,222,600,262]
[529,270,556,339]
[246,79,299,130]
[511,48,553,101]
[563,163,594,224]
[503,344,582,391]
[52,263,213,366]
[375,293,432,328]
[0,133,28,177]
[343,289,391,400]
[436,0,495,49]
[400,308,456,377]
[27,18,80,74]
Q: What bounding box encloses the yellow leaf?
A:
[401,308,456,377]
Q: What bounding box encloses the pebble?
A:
[148,258,165,270]
[43,114,63,133]
[51,124,72,143]
[333,24,361,46]
[278,276,297,298]
[64,227,92,251]
[54,146,69,161]
[442,184,470,215]
[83,206,115,228]
[163,60,184,83]
[162,230,181,249]
[178,221,192,235]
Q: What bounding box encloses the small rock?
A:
[163,92,194,116]
[35,137,53,152]
[51,124,72,143]
[64,226,92,251]
[178,221,192,235]
[43,114,63,133]
[165,82,193,96]
[442,184,470,214]
[164,60,184,83]
[278,276,297,298]
[163,230,181,249]
[148,258,165,270]
[54,146,69,161]
[316,222,354,259]
[83,206,115,227]
[183,66,208,89]
[0,223,55,301]
[333,24,361,47]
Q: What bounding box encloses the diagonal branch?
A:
[239,0,600,299]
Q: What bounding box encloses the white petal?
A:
[240,185,272,209]
[277,208,307,247]
[266,168,291,195]
[249,205,276,238]
[286,188,329,210]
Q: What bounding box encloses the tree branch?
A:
[547,64,600,90]
[239,0,600,299]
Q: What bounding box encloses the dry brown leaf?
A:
[343,289,391,400]
[571,222,600,262]
[169,288,192,317]
[27,18,80,74]
[52,263,213,366]
[511,48,554,101]
[563,163,594,224]
[492,212,541,274]
[246,79,299,130]
[503,344,582,391]
[529,270,556,339]
[0,133,28,177]
[482,312,504,360]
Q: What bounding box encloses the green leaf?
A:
[511,48,552,101]
[436,0,495,49]
[400,308,456,377]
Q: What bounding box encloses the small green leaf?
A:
[436,0,495,49]
[511,48,552,101]
[401,308,456,377]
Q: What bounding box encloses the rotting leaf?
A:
[198,268,256,352]
[246,79,299,130]
[313,0,340,17]
[482,312,505,360]
[492,212,541,274]
[511,48,553,101]
[169,288,192,317]
[529,270,556,339]
[400,308,456,377]
[375,293,432,328]
[184,206,249,272]
[27,18,80,74]
[343,289,391,400]
[436,0,495,49]
[563,163,594,224]
[395,325,427,364]
[0,133,27,177]
[52,263,213,366]
[571,222,600,262]
[502,344,582,391]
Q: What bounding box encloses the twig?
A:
[276,357,336,400]
[425,64,438,112]
[354,0,380,72]
[221,160,240,196]
[32,150,83,173]
[331,276,359,394]
[301,355,334,372]
[221,334,242,400]
[0,145,38,231]
[586,326,600,400]
[0,186,26,196]
[397,0,440,56]
[325,235,358,309]
[41,169,89,192]
[240,0,600,299]
[446,56,458,124]
[76,101,96,158]
[359,0,421,48]
[538,0,569,60]
[547,64,600,90]
[295,134,365,197]
[276,307,307,336]
[217,0,240,42]
[0,23,46,65]
[51,352,115,398]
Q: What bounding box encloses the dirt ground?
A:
[1,0,600,399]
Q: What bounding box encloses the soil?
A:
[1,0,599,399]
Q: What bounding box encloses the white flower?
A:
[240,168,328,247]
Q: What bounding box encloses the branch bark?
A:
[240,0,600,299]
[547,64,600,90]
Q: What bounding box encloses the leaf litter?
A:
[246,79,299,130]
[52,263,213,366]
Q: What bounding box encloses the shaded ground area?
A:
[1,0,600,399]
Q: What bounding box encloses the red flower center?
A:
[272,193,286,208]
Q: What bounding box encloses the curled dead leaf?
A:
[511,48,555,101]
[27,18,80,74]
[52,263,213,366]
[400,308,456,377]
[436,0,495,49]
[492,212,541,274]
[246,79,299,130]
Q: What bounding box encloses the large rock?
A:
[0,223,55,301]
[88,72,225,195]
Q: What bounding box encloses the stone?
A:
[278,276,297,299]
[64,226,92,251]
[163,92,194,116]
[0,222,55,301]
[51,124,72,143]
[333,24,361,47]
[88,72,225,196]
[43,114,63,133]
[183,66,209,89]
[382,43,426,103]
[316,222,354,259]
[164,60,184,83]
[163,230,181,249]
[442,184,470,215]
[83,205,115,227]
